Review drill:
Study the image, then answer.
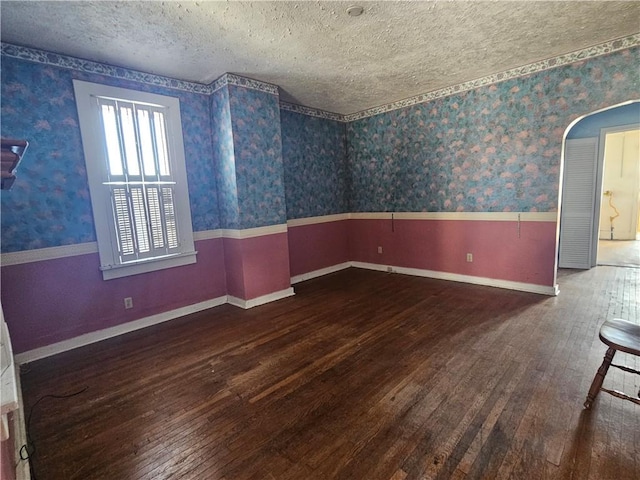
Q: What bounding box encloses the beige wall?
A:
[599,129,640,240]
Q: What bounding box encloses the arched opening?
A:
[557,100,640,277]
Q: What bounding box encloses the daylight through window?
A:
[98,99,180,263]
[73,80,196,280]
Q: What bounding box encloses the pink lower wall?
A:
[287,220,350,277]
[348,218,557,287]
[223,232,292,300]
[0,237,227,354]
[1,217,557,356]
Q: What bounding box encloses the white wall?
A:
[599,129,640,240]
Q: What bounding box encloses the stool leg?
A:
[584,347,616,409]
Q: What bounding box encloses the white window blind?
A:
[73,81,196,280]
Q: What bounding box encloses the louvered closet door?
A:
[558,137,599,269]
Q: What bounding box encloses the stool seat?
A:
[584,318,640,409]
[599,318,640,356]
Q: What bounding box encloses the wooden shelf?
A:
[1,138,28,190]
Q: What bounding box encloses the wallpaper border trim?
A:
[277,34,640,122]
[211,73,279,96]
[279,102,344,122]
[3,34,637,119]
[343,34,640,122]
[0,43,280,96]
[0,43,212,94]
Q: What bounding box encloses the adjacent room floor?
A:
[17,266,639,480]
[598,239,640,268]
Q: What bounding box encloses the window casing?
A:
[73,80,196,280]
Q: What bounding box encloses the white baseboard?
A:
[350,261,388,273]
[290,260,558,295]
[351,261,559,296]
[15,296,227,365]
[290,262,351,284]
[13,259,558,365]
[14,287,300,364]
[228,287,295,309]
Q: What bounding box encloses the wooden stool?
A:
[584,318,640,409]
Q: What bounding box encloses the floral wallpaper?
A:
[348,48,640,213]
[281,110,349,219]
[1,58,94,252]
[1,56,220,253]
[227,84,287,229]
[211,86,240,229]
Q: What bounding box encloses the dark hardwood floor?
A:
[18,266,639,479]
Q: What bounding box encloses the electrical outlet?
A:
[124,297,133,309]
[378,246,383,254]
[466,253,473,263]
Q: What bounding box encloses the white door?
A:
[559,138,599,268]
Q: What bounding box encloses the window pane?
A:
[154,111,171,176]
[137,108,157,177]
[100,103,124,176]
[119,105,141,176]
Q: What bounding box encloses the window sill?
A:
[101,251,198,280]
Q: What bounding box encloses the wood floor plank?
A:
[19,266,639,480]
[497,298,595,478]
[440,359,530,480]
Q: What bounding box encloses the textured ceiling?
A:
[1,1,639,115]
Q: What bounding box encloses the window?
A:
[73,80,196,280]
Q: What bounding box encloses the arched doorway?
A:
[557,100,640,273]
